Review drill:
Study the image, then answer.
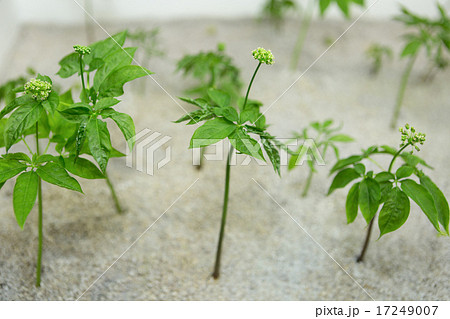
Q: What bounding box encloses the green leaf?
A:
[328,168,360,195]
[378,187,410,238]
[5,101,42,150]
[336,0,350,18]
[401,179,441,233]
[346,182,359,224]
[36,162,82,193]
[330,155,363,174]
[213,106,238,122]
[2,152,31,163]
[0,95,34,120]
[63,156,104,180]
[86,118,111,172]
[207,88,230,107]
[353,163,365,175]
[328,134,354,142]
[58,103,91,122]
[419,175,449,235]
[401,40,422,57]
[89,31,127,61]
[0,159,28,183]
[98,65,153,98]
[75,118,88,159]
[358,177,381,223]
[319,0,331,16]
[189,117,236,148]
[229,127,264,161]
[56,52,79,78]
[101,108,135,151]
[179,97,209,109]
[262,138,281,176]
[93,47,137,91]
[396,165,414,179]
[375,172,395,183]
[94,97,120,111]
[42,91,59,115]
[13,171,38,228]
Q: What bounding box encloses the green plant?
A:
[0,68,36,106]
[176,43,242,101]
[290,0,365,69]
[261,0,297,27]
[0,75,84,287]
[365,43,393,75]
[175,47,281,279]
[56,31,152,214]
[328,124,449,262]
[288,119,353,197]
[391,5,450,128]
[128,28,165,67]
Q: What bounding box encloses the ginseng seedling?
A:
[390,5,450,128]
[261,0,296,28]
[288,119,353,197]
[365,43,393,76]
[175,47,281,279]
[0,75,83,287]
[56,31,152,213]
[328,124,449,262]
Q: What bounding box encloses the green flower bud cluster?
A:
[73,45,91,55]
[399,123,426,152]
[252,47,274,65]
[24,78,52,101]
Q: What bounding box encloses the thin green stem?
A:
[105,171,123,214]
[388,144,409,173]
[243,62,262,111]
[78,55,89,103]
[391,54,418,129]
[367,157,384,171]
[196,147,205,170]
[21,138,33,155]
[35,123,43,287]
[290,0,313,70]
[212,145,234,279]
[302,168,314,197]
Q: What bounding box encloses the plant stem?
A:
[356,217,374,263]
[243,62,262,110]
[105,171,123,214]
[78,55,89,103]
[212,145,234,279]
[302,168,313,197]
[290,0,313,70]
[388,144,409,173]
[35,123,43,287]
[196,147,205,170]
[390,54,418,129]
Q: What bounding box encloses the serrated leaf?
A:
[86,118,111,172]
[64,156,104,180]
[396,165,414,179]
[5,101,42,150]
[0,159,28,183]
[419,175,449,235]
[375,172,395,183]
[346,182,359,224]
[58,103,91,122]
[101,108,135,151]
[56,52,79,78]
[189,117,236,148]
[2,152,31,163]
[401,179,441,233]
[13,171,38,228]
[98,65,153,98]
[401,40,422,57]
[330,155,363,174]
[328,134,354,142]
[207,88,230,108]
[262,137,281,175]
[358,177,381,223]
[36,162,82,193]
[378,187,410,238]
[93,47,137,91]
[94,97,120,111]
[328,168,360,195]
[229,127,264,161]
[213,106,238,122]
[42,91,59,115]
[0,95,34,120]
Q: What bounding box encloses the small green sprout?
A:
[365,43,393,75]
[328,124,449,262]
[175,47,281,279]
[261,0,296,28]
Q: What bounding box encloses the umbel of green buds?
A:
[399,123,426,152]
[252,47,274,65]
[73,44,91,55]
[24,78,52,101]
